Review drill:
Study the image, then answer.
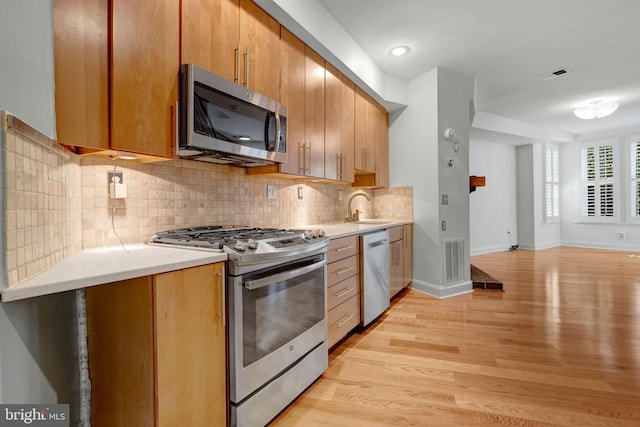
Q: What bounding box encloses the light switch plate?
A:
[267,185,276,199]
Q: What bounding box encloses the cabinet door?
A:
[154,263,226,426]
[354,87,370,172]
[304,48,326,179]
[86,276,156,427]
[375,103,390,188]
[53,0,109,150]
[325,63,355,182]
[390,240,403,297]
[111,0,179,158]
[403,224,413,287]
[279,28,306,175]
[239,0,280,101]
[181,0,240,81]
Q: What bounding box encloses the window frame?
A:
[629,135,640,224]
[544,144,560,223]
[578,140,619,223]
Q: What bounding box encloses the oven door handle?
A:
[243,259,327,290]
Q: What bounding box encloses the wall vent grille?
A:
[537,69,571,80]
[444,238,468,284]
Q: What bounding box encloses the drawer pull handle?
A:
[335,266,354,276]
[335,245,355,252]
[336,314,355,328]
[335,288,353,298]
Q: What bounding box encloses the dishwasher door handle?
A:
[368,239,387,249]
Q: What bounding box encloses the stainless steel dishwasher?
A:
[360,230,391,326]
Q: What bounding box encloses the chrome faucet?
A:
[347,192,371,222]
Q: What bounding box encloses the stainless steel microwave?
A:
[178,64,287,167]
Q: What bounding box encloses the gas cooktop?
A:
[149,226,328,267]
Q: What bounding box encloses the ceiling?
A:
[317,0,640,137]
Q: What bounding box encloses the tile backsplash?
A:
[2,113,412,288]
[2,114,83,288]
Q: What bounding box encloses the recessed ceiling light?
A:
[389,45,410,57]
[573,100,619,120]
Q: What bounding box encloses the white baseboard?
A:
[470,245,511,256]
[561,240,640,252]
[412,279,473,299]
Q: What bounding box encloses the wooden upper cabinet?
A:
[304,48,326,179]
[53,0,109,150]
[278,28,306,175]
[181,0,240,81]
[325,63,355,182]
[354,86,374,173]
[375,102,390,187]
[181,0,279,100]
[354,86,389,187]
[110,0,179,158]
[239,0,281,101]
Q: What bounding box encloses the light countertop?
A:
[305,219,412,239]
[1,244,227,302]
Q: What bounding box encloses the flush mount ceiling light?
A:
[389,45,410,57]
[573,100,619,120]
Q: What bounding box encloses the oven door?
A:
[229,254,327,403]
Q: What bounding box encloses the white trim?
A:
[411,279,473,299]
[561,240,640,252]
[470,245,513,256]
[543,144,560,223]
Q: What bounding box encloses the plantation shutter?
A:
[580,143,615,220]
[632,140,640,219]
[544,146,559,221]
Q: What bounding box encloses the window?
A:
[544,145,559,222]
[630,137,640,222]
[580,141,617,221]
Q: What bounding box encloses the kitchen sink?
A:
[355,220,393,225]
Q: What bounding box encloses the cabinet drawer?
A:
[327,295,360,348]
[327,255,359,287]
[388,225,403,243]
[327,274,359,311]
[328,235,359,263]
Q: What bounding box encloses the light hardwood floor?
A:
[270,247,640,426]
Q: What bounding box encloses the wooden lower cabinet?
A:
[389,225,413,297]
[86,263,226,426]
[402,224,413,288]
[327,235,361,348]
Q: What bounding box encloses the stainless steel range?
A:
[151,226,329,427]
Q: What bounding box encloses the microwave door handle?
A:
[243,259,327,290]
[264,112,275,150]
[274,112,281,153]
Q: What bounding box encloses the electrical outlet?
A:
[297,186,304,200]
[267,184,276,199]
[108,171,123,185]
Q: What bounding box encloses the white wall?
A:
[516,145,536,248]
[389,69,440,288]
[390,68,475,298]
[0,0,56,138]
[469,139,518,255]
